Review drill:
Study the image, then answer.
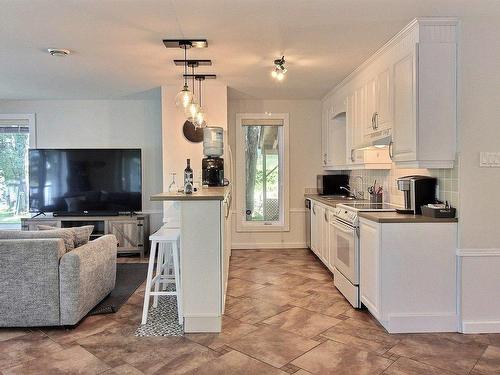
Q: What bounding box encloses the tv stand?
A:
[21,214,150,259]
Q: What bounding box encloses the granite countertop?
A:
[151,186,230,201]
[304,194,366,208]
[358,211,458,223]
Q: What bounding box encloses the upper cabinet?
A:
[322,17,458,170]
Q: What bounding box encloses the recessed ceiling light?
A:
[47,48,71,57]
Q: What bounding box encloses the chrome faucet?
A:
[340,176,365,199]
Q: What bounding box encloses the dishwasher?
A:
[305,198,311,249]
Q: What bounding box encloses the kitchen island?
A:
[151,187,231,332]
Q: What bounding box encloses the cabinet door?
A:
[321,100,331,167]
[359,220,381,319]
[316,205,324,259]
[328,218,336,271]
[311,203,318,254]
[321,207,330,264]
[364,78,377,135]
[392,50,417,161]
[375,67,392,130]
[108,220,141,251]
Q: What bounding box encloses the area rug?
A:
[89,263,148,315]
[135,288,184,337]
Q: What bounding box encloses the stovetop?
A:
[338,202,396,211]
[333,202,398,226]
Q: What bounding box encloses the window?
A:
[0,114,36,227]
[236,113,289,232]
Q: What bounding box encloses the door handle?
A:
[389,141,394,160]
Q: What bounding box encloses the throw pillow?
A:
[38,225,94,248]
[0,229,75,252]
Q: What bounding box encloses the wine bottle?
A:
[184,159,193,194]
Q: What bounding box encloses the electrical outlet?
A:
[480,152,500,167]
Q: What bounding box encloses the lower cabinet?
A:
[310,201,333,272]
[359,218,458,333]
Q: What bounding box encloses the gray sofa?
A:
[0,233,117,327]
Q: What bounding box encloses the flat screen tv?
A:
[29,149,142,215]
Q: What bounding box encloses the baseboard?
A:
[462,320,500,333]
[183,316,221,333]
[384,313,458,333]
[231,242,307,250]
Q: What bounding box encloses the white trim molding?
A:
[235,112,290,233]
[457,248,500,257]
[232,242,307,250]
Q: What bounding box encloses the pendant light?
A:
[194,76,207,128]
[185,65,200,121]
[175,43,193,108]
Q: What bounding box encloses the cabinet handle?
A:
[312,205,316,215]
[324,212,328,221]
[371,112,376,130]
[350,149,355,162]
[389,141,394,160]
[374,112,379,129]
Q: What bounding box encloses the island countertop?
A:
[151,186,230,201]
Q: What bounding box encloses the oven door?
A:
[331,219,359,284]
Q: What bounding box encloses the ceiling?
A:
[0,0,497,100]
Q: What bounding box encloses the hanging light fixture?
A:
[175,42,194,108]
[185,65,200,121]
[194,76,207,128]
[271,56,287,81]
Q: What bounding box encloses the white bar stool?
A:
[141,226,183,325]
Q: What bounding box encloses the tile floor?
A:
[1,249,500,374]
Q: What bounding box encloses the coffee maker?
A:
[396,175,437,214]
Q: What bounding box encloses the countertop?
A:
[151,187,230,201]
[304,194,366,208]
[358,211,458,223]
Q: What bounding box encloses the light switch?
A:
[480,152,500,167]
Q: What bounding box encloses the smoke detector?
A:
[47,48,71,57]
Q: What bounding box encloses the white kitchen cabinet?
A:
[309,201,332,270]
[327,211,337,272]
[321,18,457,170]
[359,217,458,333]
[390,22,457,168]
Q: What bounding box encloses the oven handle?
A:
[331,220,356,234]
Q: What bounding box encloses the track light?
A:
[271,56,287,81]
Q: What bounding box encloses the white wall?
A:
[0,99,164,230]
[456,15,500,332]
[227,99,323,249]
[161,82,228,226]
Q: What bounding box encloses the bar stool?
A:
[141,226,183,325]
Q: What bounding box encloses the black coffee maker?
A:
[396,175,437,214]
[202,156,224,186]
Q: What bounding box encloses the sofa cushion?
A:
[38,225,94,247]
[0,229,75,252]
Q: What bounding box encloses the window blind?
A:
[241,118,284,126]
[0,119,30,133]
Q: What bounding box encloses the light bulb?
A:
[185,100,200,120]
[175,85,193,108]
[271,69,278,78]
[195,109,207,128]
[276,71,285,81]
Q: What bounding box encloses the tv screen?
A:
[29,149,142,215]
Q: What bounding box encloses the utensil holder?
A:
[370,194,383,204]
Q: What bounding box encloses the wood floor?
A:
[1,249,499,374]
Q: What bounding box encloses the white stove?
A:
[333,202,397,226]
[330,202,396,308]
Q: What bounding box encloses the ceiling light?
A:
[194,77,207,128]
[47,48,70,57]
[184,65,199,121]
[271,56,287,81]
[175,44,194,109]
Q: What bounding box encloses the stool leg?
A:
[153,242,164,308]
[141,240,157,325]
[172,240,183,325]
[162,243,173,291]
